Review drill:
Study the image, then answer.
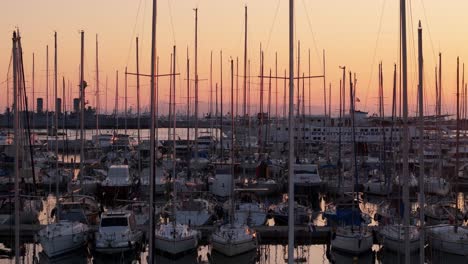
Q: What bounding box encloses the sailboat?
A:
[37,32,89,258]
[329,74,373,255]
[211,58,258,257]
[154,46,200,256]
[427,57,468,255]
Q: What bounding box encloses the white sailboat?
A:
[378,224,420,254]
[211,58,258,257]
[427,58,468,256]
[154,45,199,256]
[38,32,89,258]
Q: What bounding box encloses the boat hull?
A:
[212,237,258,257]
[154,235,198,255]
[331,229,373,254]
[39,230,87,257]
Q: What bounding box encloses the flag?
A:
[356,97,360,102]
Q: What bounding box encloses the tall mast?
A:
[438,53,442,177]
[308,49,311,116]
[236,57,239,118]
[124,66,128,135]
[400,0,411,262]
[259,48,264,153]
[297,41,300,117]
[243,5,248,118]
[210,51,213,133]
[168,54,172,141]
[220,51,223,160]
[194,8,199,162]
[32,53,35,129]
[54,31,60,219]
[12,31,20,264]
[323,50,327,118]
[115,70,119,132]
[287,0,295,262]
[275,52,278,132]
[95,34,100,136]
[417,20,425,262]
[46,45,49,151]
[172,45,177,227]
[62,77,66,163]
[267,69,272,150]
[187,48,190,143]
[230,59,235,225]
[148,0,158,262]
[136,37,141,152]
[79,31,85,196]
[456,57,460,232]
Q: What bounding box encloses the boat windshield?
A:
[101,217,128,227]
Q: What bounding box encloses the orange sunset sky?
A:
[1,0,467,117]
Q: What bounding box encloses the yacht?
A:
[37,207,89,257]
[293,163,322,195]
[100,165,134,201]
[427,224,468,255]
[154,223,200,255]
[378,224,420,253]
[94,211,144,254]
[211,224,258,257]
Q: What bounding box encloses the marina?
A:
[2,0,468,263]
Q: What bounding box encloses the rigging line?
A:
[363,0,387,111]
[301,0,321,68]
[419,0,437,66]
[264,0,281,54]
[124,0,143,66]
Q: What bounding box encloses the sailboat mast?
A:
[32,53,35,129]
[194,8,199,162]
[172,45,177,225]
[79,31,85,195]
[220,51,223,160]
[323,50,327,118]
[287,0,295,262]
[54,31,60,220]
[96,34,100,136]
[148,0,158,262]
[230,59,235,225]
[187,49,190,143]
[12,31,20,264]
[243,6,248,119]
[136,37,141,149]
[115,70,119,132]
[124,66,128,135]
[46,45,49,151]
[400,0,411,262]
[456,57,460,231]
[417,20,425,262]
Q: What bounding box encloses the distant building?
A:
[37,98,43,113]
[73,98,80,113]
[56,98,62,114]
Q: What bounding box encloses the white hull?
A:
[154,236,198,255]
[428,225,468,255]
[331,228,373,254]
[40,231,87,257]
[38,222,88,258]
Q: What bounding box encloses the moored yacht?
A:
[94,211,144,254]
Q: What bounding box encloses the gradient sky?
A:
[1,0,467,117]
